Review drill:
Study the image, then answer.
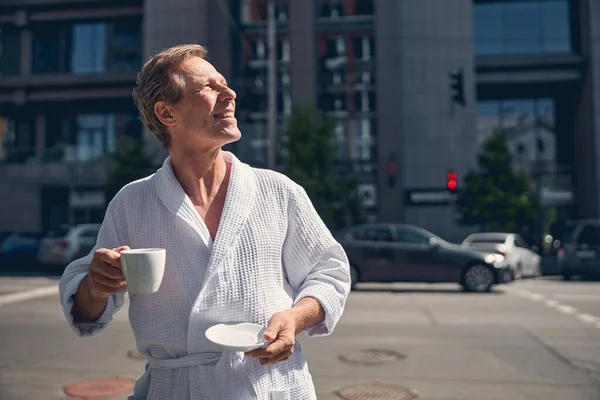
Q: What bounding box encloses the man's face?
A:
[162,57,241,151]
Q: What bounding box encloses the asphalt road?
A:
[0,275,599,400]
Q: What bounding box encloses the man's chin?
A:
[221,127,242,143]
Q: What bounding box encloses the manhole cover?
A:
[64,376,136,399]
[339,349,406,364]
[336,382,419,400]
[127,349,147,361]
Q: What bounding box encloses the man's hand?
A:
[86,246,130,299]
[246,311,297,366]
[72,246,130,323]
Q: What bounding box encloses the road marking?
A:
[554,294,600,301]
[0,285,59,306]
[578,314,600,324]
[507,287,600,329]
[556,305,578,315]
[544,299,560,307]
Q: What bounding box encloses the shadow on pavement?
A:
[0,263,63,279]
[353,286,506,295]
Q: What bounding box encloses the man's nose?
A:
[219,86,236,102]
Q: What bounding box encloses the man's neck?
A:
[169,148,229,207]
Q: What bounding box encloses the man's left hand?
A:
[245,310,297,366]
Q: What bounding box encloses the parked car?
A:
[37,224,101,268]
[0,231,40,269]
[462,232,541,279]
[336,223,512,293]
[558,219,600,280]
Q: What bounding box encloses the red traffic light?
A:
[447,171,457,191]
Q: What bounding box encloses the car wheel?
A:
[463,264,495,293]
[349,264,359,290]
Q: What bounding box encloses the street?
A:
[1,276,600,400]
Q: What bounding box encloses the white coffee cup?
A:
[120,248,166,294]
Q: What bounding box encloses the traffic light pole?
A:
[267,0,277,170]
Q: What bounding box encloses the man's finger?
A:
[90,282,127,296]
[89,270,126,288]
[247,338,292,358]
[90,262,125,280]
[262,325,279,342]
[94,248,123,266]
[113,246,131,253]
[260,353,291,365]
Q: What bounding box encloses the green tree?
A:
[280,105,364,229]
[106,138,158,201]
[456,129,537,232]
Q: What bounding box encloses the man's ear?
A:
[154,102,176,127]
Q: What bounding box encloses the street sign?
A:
[358,183,377,208]
[405,188,458,206]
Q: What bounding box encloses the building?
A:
[0,0,143,232]
[0,0,598,243]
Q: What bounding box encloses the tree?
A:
[280,105,364,230]
[456,129,537,232]
[106,138,158,201]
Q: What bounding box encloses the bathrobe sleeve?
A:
[58,200,126,337]
[282,184,351,337]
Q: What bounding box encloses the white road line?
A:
[0,285,59,306]
[555,305,578,315]
[529,293,545,301]
[578,314,600,324]
[544,299,560,307]
[554,294,600,301]
[510,287,600,330]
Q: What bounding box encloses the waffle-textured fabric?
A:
[59,151,351,400]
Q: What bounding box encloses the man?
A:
[58,44,351,399]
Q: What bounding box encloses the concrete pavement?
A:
[0,277,599,399]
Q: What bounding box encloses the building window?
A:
[278,38,290,61]
[474,0,571,55]
[0,27,20,76]
[252,39,267,60]
[326,36,346,58]
[355,0,374,15]
[355,118,374,162]
[353,36,374,60]
[321,93,346,111]
[355,90,376,112]
[280,71,290,86]
[44,112,140,163]
[32,18,141,74]
[0,118,35,163]
[71,23,107,74]
[240,0,289,24]
[319,2,345,18]
[476,98,556,175]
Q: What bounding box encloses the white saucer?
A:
[205,322,270,352]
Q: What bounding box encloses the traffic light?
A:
[449,69,466,107]
[447,171,458,192]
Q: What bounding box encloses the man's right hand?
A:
[86,246,130,299]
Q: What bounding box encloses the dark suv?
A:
[336,223,512,292]
[558,219,600,280]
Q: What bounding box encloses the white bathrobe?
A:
[59,151,351,400]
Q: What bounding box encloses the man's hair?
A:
[132,44,209,148]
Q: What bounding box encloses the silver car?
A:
[37,224,101,268]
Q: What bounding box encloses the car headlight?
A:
[485,253,505,264]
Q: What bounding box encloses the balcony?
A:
[0,151,108,186]
[316,1,374,25]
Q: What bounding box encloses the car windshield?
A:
[464,236,507,244]
[45,227,70,239]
